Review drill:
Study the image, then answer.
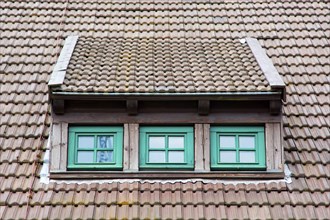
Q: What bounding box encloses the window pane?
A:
[239,136,255,149]
[77,151,94,163]
[168,151,184,163]
[98,136,113,149]
[219,136,235,148]
[239,151,256,163]
[97,151,113,163]
[78,136,94,149]
[219,151,236,163]
[149,151,165,163]
[168,136,184,149]
[149,136,165,149]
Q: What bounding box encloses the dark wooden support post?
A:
[269,100,281,115]
[127,100,138,115]
[52,99,65,115]
[198,100,210,115]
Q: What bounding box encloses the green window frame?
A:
[210,126,266,170]
[68,126,123,170]
[139,126,194,170]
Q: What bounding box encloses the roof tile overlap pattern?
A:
[0,0,329,219]
[58,37,271,93]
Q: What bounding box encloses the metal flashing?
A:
[246,38,285,89]
[51,91,282,96]
[48,35,79,87]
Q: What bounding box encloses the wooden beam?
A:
[246,38,285,90]
[194,124,204,171]
[123,124,130,170]
[198,100,210,115]
[53,112,282,124]
[127,100,138,115]
[52,99,65,115]
[50,171,285,179]
[203,124,210,171]
[51,92,282,101]
[265,123,275,170]
[129,124,139,171]
[48,35,79,87]
[60,122,68,171]
[269,100,282,115]
[50,123,61,172]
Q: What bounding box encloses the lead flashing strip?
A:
[48,35,79,87]
[246,38,285,89]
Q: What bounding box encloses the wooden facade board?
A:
[274,122,283,170]
[50,122,68,172]
[194,124,204,171]
[60,122,68,171]
[266,123,275,170]
[50,123,61,172]
[123,124,130,170]
[53,112,281,124]
[129,123,139,171]
[203,124,211,171]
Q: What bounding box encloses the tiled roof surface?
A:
[58,37,271,93]
[0,0,329,219]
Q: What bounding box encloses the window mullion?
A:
[94,135,97,163]
[165,135,169,163]
[236,135,239,163]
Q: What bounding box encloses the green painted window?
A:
[68,126,123,170]
[139,126,194,170]
[210,126,266,170]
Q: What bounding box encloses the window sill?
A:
[49,170,285,180]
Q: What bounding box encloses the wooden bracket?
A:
[198,100,210,115]
[52,99,65,115]
[269,100,282,115]
[127,100,138,115]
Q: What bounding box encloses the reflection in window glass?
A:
[98,136,113,149]
[78,136,94,149]
[97,151,113,163]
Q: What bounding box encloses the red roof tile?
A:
[0,0,329,219]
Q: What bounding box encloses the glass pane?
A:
[239,151,256,163]
[168,151,184,163]
[98,136,113,149]
[168,136,184,149]
[219,136,235,148]
[149,151,165,163]
[149,136,165,149]
[97,151,113,163]
[219,151,236,163]
[77,151,94,163]
[239,136,255,149]
[78,136,94,149]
